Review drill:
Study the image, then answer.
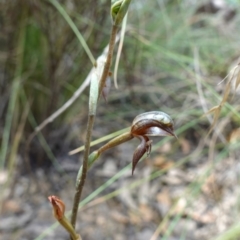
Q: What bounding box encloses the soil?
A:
[1,137,240,240]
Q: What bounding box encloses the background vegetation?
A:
[0,0,240,239]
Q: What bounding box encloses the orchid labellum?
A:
[130,111,177,174]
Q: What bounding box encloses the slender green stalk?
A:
[59,216,81,240]
[98,132,133,154]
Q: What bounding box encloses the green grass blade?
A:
[49,0,96,66]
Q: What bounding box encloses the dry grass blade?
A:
[227,63,240,101]
[205,68,234,136]
[203,106,220,117]
[206,105,221,136]
[221,81,231,105]
[34,76,91,133]
[234,65,240,90]
[1,104,30,209]
[8,104,30,169]
[202,105,221,134]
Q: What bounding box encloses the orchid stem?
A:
[98,24,118,98]
[70,1,132,237]
[71,115,95,229]
[70,19,118,232]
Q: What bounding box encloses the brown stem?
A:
[70,115,95,229]
[98,24,119,98]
